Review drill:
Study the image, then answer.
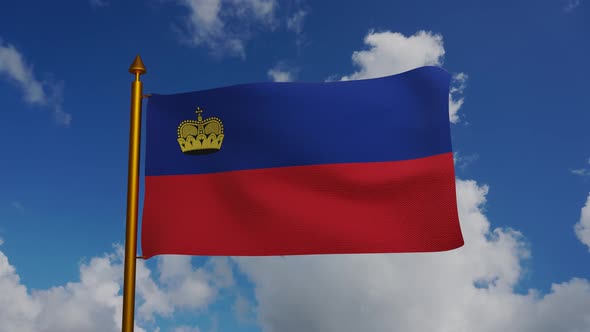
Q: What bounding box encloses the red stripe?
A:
[141,152,463,257]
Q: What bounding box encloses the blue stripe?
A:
[146,66,452,176]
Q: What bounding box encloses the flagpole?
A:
[122,55,146,332]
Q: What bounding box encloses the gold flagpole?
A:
[122,55,146,332]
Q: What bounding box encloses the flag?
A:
[141,66,463,258]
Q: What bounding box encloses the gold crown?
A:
[177,107,224,154]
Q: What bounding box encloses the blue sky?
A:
[1,0,589,331]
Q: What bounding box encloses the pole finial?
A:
[129,55,147,75]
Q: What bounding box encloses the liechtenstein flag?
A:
[141,66,464,258]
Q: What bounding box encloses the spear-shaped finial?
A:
[128,55,146,75]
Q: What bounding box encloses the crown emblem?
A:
[177,107,224,154]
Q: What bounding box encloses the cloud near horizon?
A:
[0,245,233,332]
[232,30,590,332]
[235,178,590,332]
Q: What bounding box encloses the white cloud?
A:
[574,193,590,251]
[231,30,590,332]
[572,168,590,176]
[340,30,445,81]
[154,255,217,312]
[208,256,235,288]
[0,250,40,332]
[267,67,294,82]
[286,10,306,34]
[0,245,230,331]
[267,60,298,82]
[135,257,173,321]
[339,30,466,123]
[0,42,44,104]
[570,157,590,177]
[175,0,277,58]
[235,179,590,332]
[0,246,143,332]
[0,39,71,126]
[449,72,468,124]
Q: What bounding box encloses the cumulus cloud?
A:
[230,30,590,332]
[0,246,141,332]
[0,246,230,331]
[0,39,71,125]
[209,256,235,288]
[574,194,590,251]
[339,30,466,123]
[340,30,445,81]
[175,0,277,58]
[155,255,217,313]
[235,179,590,332]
